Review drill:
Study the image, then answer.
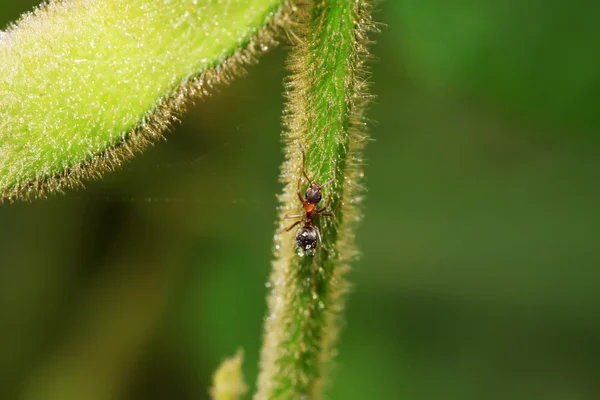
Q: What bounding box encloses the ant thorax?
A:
[303,201,316,213]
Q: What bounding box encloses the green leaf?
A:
[0,0,287,201]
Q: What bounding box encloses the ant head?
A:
[305,183,322,204]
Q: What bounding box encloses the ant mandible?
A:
[284,144,338,257]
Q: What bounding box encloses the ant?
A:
[284,144,338,257]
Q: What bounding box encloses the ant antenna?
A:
[299,143,312,184]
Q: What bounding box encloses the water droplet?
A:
[265,281,271,288]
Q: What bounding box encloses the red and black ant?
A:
[284,144,339,257]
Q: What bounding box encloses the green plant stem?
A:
[255,0,374,398]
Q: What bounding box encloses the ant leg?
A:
[297,178,304,203]
[318,198,341,216]
[284,220,302,232]
[316,196,332,213]
[314,226,329,255]
[319,212,336,218]
[299,143,312,184]
[284,213,303,219]
[321,161,338,187]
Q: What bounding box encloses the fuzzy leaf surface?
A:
[0,0,285,199]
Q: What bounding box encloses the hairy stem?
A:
[255,0,375,398]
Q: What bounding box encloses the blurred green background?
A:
[2,1,600,399]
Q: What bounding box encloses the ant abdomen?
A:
[296,226,317,257]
